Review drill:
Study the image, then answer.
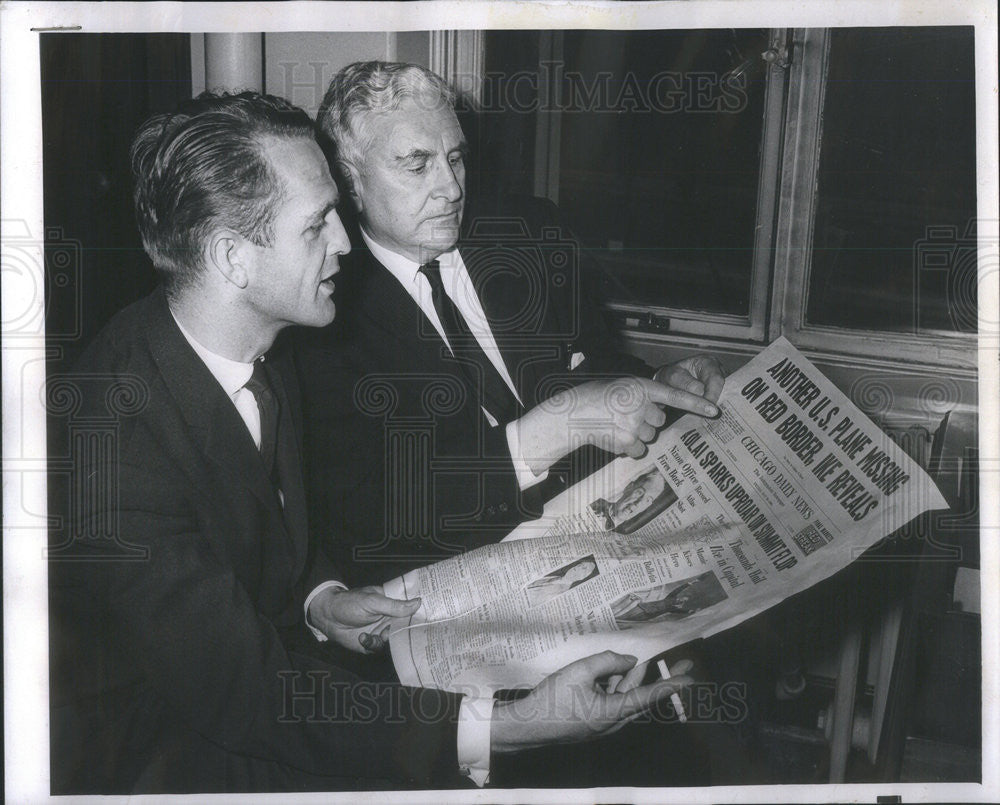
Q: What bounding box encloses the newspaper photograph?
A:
[387,338,948,695]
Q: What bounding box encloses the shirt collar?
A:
[360,225,461,290]
[171,312,255,399]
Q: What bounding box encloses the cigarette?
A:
[657,659,687,723]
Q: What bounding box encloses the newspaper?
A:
[386,338,948,695]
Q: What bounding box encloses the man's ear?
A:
[338,159,364,213]
[205,229,250,289]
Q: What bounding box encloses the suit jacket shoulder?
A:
[49,288,463,794]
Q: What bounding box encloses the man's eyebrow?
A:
[306,200,338,226]
[394,142,469,164]
[394,148,434,164]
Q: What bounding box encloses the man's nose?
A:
[325,209,352,256]
[432,158,464,203]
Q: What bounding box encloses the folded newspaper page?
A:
[386,337,948,695]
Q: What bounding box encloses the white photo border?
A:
[3,2,997,803]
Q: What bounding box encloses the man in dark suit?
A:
[298,61,725,586]
[47,91,692,794]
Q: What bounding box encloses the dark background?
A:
[42,28,977,368]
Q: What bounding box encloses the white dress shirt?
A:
[173,311,494,786]
[362,227,547,491]
[173,314,260,443]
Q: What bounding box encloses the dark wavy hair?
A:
[129,91,313,292]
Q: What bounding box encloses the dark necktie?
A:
[244,359,279,481]
[419,260,521,423]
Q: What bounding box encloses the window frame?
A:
[611,28,790,343]
[496,26,980,373]
[531,29,790,343]
[769,27,979,373]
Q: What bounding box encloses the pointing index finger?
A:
[640,378,719,418]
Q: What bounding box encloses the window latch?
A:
[762,36,791,69]
[618,311,671,334]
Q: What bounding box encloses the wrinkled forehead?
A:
[355,96,462,155]
[361,87,453,121]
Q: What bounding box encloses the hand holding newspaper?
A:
[385,338,947,696]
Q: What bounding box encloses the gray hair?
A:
[317,61,456,172]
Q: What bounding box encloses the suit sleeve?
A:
[65,439,463,788]
[296,344,533,581]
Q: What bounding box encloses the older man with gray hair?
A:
[297,60,725,588]
[47,89,694,794]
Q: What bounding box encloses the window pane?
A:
[556,29,770,317]
[475,30,540,200]
[807,27,977,333]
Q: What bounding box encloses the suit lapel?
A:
[355,249,481,394]
[143,290,295,548]
[350,231,556,417]
[460,239,553,406]
[264,351,309,573]
[358,251,439,352]
[459,198,574,407]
